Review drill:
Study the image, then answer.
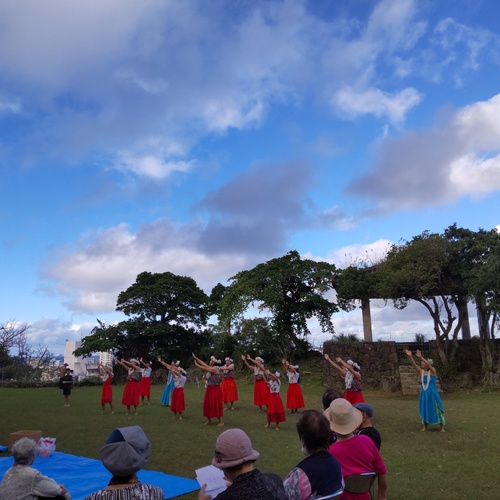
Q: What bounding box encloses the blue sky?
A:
[2,0,500,355]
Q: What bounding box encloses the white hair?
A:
[225,357,233,363]
[210,356,221,364]
[255,357,264,363]
[12,438,36,465]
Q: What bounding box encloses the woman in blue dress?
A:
[159,358,177,406]
[404,349,445,432]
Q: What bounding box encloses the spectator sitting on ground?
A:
[0,437,71,500]
[84,426,164,500]
[353,403,382,451]
[283,410,344,500]
[198,428,287,500]
[324,399,387,500]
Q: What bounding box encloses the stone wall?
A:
[322,340,401,392]
[323,339,500,393]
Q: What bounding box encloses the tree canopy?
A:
[218,250,339,348]
[75,272,210,363]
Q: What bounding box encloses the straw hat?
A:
[324,398,362,435]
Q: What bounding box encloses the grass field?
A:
[1,376,499,500]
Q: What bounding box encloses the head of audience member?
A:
[324,398,362,438]
[11,438,37,466]
[211,428,260,483]
[322,388,343,411]
[99,426,151,481]
[296,410,332,456]
[353,403,374,428]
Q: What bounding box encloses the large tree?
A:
[218,250,338,352]
[368,231,467,366]
[444,225,500,383]
[75,272,210,363]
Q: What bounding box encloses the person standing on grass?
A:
[241,354,270,412]
[116,358,141,417]
[160,359,177,406]
[220,357,239,411]
[193,353,224,426]
[264,370,286,431]
[60,368,73,407]
[138,358,152,405]
[282,358,305,414]
[98,362,114,414]
[158,358,187,419]
[324,354,365,405]
[404,349,446,432]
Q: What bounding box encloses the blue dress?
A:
[161,371,175,406]
[419,373,445,425]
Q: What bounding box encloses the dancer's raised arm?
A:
[324,353,346,377]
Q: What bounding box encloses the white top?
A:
[287,371,299,383]
[142,367,152,378]
[174,373,187,388]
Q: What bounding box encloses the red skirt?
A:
[121,380,139,406]
[139,377,151,397]
[222,378,239,403]
[286,383,305,409]
[254,378,270,406]
[101,383,113,404]
[267,393,286,423]
[171,387,185,413]
[344,390,365,405]
[203,385,223,418]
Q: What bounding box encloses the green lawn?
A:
[1,378,499,499]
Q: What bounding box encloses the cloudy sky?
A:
[2,0,500,355]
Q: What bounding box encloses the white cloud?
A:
[325,239,392,268]
[333,86,422,124]
[40,221,249,313]
[348,93,500,211]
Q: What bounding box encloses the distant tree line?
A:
[0,322,57,383]
[71,225,500,385]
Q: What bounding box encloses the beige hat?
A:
[324,398,362,435]
[212,429,260,469]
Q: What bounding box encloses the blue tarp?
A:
[0,451,199,499]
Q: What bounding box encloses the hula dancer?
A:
[160,359,177,406]
[242,354,270,412]
[138,358,152,405]
[220,357,238,411]
[404,349,445,432]
[264,370,286,430]
[193,353,224,426]
[116,358,141,417]
[98,362,114,414]
[158,358,187,419]
[282,358,305,414]
[323,354,365,405]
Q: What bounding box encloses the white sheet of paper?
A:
[195,465,227,497]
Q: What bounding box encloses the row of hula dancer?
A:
[97,358,153,417]
[96,353,306,429]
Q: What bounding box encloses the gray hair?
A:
[12,437,37,465]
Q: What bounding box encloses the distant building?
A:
[99,351,114,367]
[63,340,101,379]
